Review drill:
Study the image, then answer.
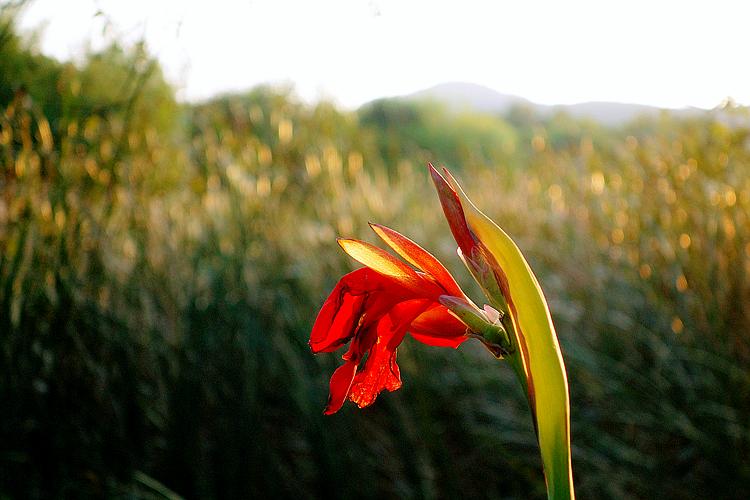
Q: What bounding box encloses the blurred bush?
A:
[1,5,749,499]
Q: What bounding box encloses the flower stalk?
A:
[430,164,574,500]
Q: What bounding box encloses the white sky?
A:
[18,0,750,109]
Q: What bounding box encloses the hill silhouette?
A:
[403,81,705,125]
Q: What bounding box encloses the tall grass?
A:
[1,20,749,498]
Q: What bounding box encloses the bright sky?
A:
[18,0,750,109]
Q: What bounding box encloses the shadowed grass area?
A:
[1,7,750,498]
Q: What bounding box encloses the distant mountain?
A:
[555,101,664,125]
[402,82,704,125]
[407,82,532,114]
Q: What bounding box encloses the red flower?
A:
[309,223,473,414]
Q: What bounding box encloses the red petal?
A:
[343,320,378,363]
[348,346,402,409]
[310,268,402,353]
[324,361,358,415]
[409,332,465,348]
[369,223,466,298]
[408,304,467,348]
[347,300,429,408]
[428,164,477,257]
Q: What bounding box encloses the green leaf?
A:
[447,172,575,500]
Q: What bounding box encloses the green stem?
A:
[506,347,574,500]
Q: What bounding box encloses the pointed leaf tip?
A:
[428,165,477,256]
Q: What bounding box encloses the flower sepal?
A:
[439,295,511,358]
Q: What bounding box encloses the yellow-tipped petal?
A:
[337,238,423,291]
[369,223,466,298]
[447,171,574,500]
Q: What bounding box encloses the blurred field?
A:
[2,7,750,499]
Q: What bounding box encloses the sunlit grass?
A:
[1,36,749,498]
